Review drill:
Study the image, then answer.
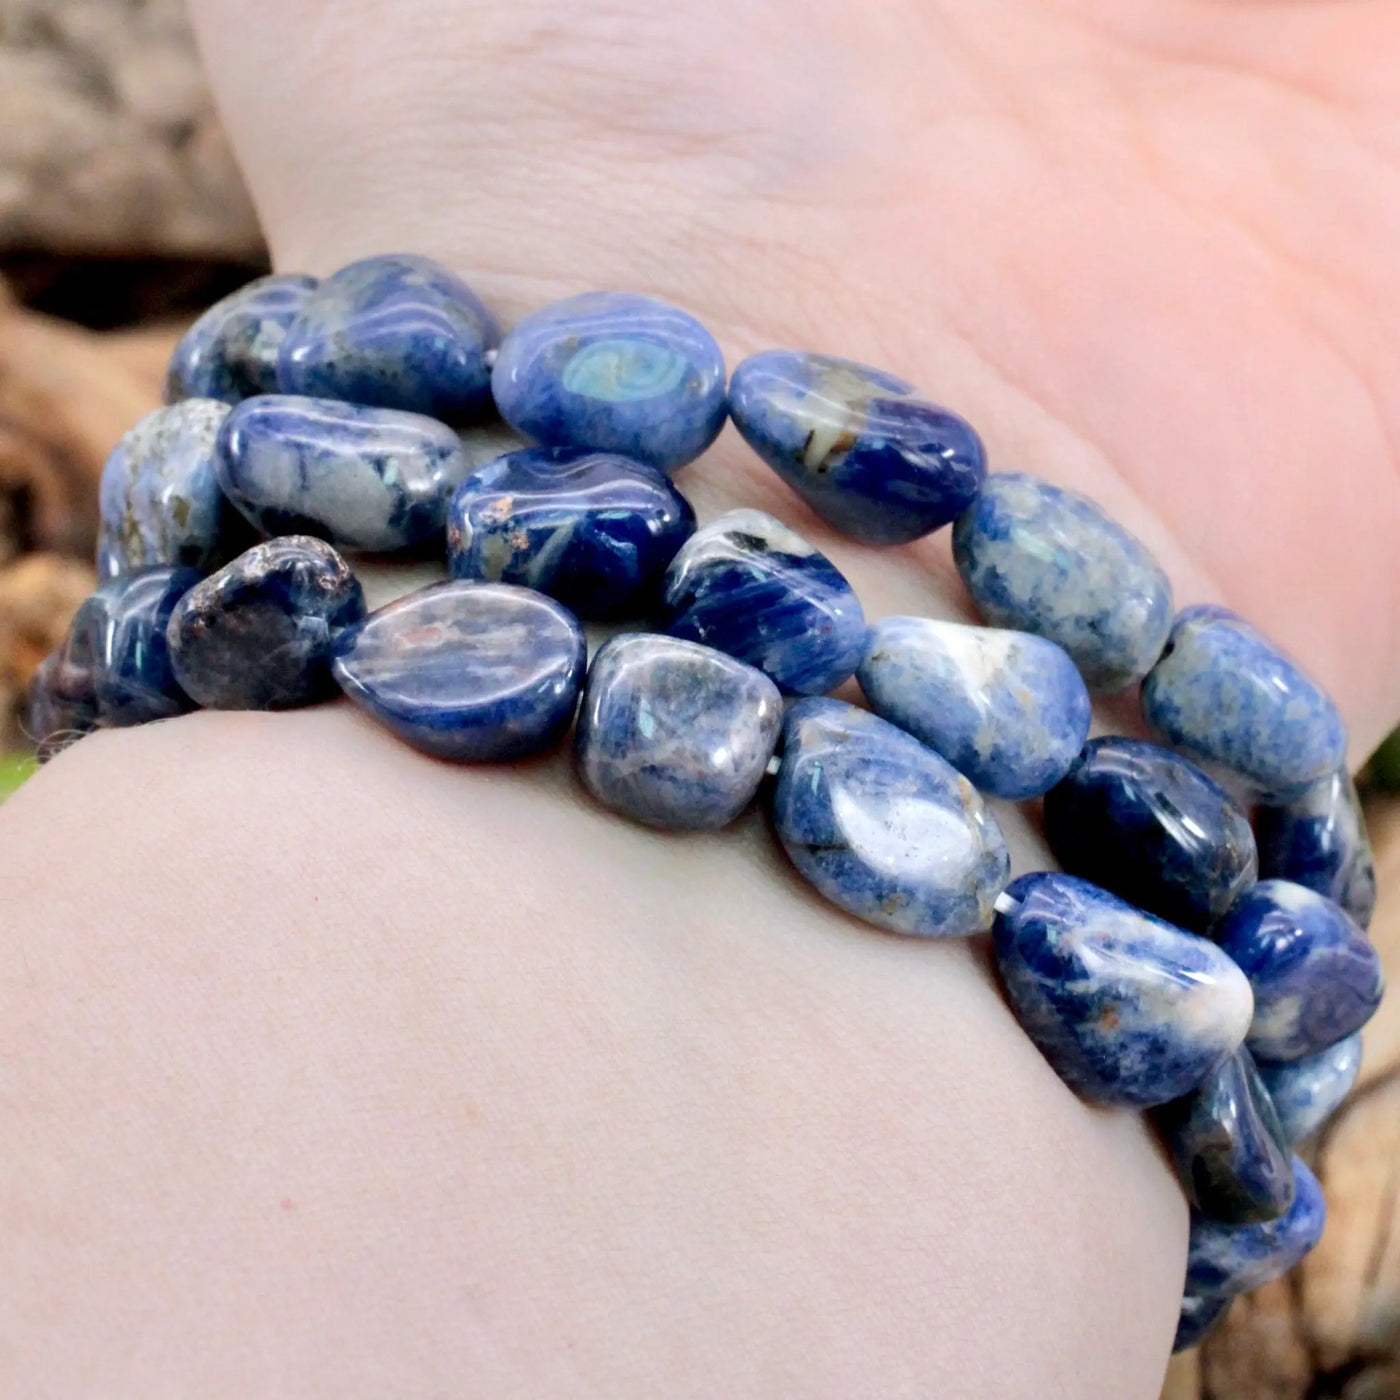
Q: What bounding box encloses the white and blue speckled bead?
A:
[1258,1033,1363,1146]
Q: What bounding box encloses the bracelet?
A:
[32,253,1385,1356]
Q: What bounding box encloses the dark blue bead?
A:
[491,292,726,473]
[660,509,867,695]
[727,350,985,545]
[332,581,585,761]
[1173,1293,1231,1353]
[447,446,695,619]
[1259,1033,1363,1146]
[24,652,98,754]
[167,536,366,710]
[993,872,1254,1107]
[277,254,499,422]
[1043,737,1257,934]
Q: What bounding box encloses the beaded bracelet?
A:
[30,253,1384,1356]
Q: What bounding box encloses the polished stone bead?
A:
[167,536,366,709]
[1215,880,1384,1064]
[773,698,1010,937]
[1155,1049,1295,1225]
[1142,605,1347,801]
[1043,737,1257,934]
[24,652,98,752]
[277,254,499,421]
[1256,770,1376,929]
[1186,1156,1326,1298]
[491,292,726,473]
[727,351,985,545]
[447,446,695,619]
[216,394,471,552]
[1259,1033,1363,1146]
[165,274,319,405]
[660,509,867,695]
[856,616,1089,799]
[332,581,585,761]
[1173,1293,1231,1353]
[575,633,782,829]
[951,473,1173,692]
[992,872,1254,1107]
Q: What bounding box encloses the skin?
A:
[4,1,1399,1394]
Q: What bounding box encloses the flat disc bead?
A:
[992,872,1254,1107]
[1259,1033,1363,1146]
[447,446,695,619]
[952,472,1173,693]
[660,508,867,696]
[856,616,1089,799]
[727,350,985,545]
[773,698,1010,937]
[332,582,585,762]
[491,292,726,474]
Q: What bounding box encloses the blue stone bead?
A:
[165,274,319,405]
[332,581,585,762]
[1215,879,1384,1064]
[1186,1156,1326,1298]
[215,395,471,553]
[447,446,695,619]
[575,633,782,829]
[727,351,986,545]
[1155,1048,1295,1225]
[1256,770,1376,929]
[856,616,1089,799]
[24,652,98,753]
[1143,605,1348,801]
[992,872,1254,1108]
[1259,1033,1363,1146]
[773,698,1010,937]
[1043,737,1257,934]
[167,536,366,710]
[952,472,1173,693]
[491,292,726,473]
[660,509,867,696]
[1173,1293,1231,1353]
[277,254,499,422]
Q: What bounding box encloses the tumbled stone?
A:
[1258,1033,1363,1146]
[1173,1293,1231,1353]
[24,652,97,753]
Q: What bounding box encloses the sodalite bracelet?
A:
[32,253,1384,1357]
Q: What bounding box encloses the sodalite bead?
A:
[165,274,318,405]
[1142,606,1347,801]
[1256,770,1376,929]
[447,446,695,619]
[491,292,727,473]
[660,509,867,695]
[952,473,1173,692]
[772,699,1010,937]
[332,581,585,761]
[1215,880,1384,1064]
[1174,1293,1231,1353]
[1043,737,1257,934]
[992,872,1254,1108]
[1259,1033,1363,1146]
[24,652,97,751]
[575,634,782,829]
[856,616,1089,799]
[278,254,499,422]
[215,395,470,553]
[167,536,366,709]
[727,351,985,545]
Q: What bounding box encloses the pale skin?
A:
[3,1,1399,1395]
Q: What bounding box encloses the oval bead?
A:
[727,351,985,545]
[773,698,1010,938]
[215,395,470,552]
[1215,879,1384,1064]
[952,472,1173,693]
[575,633,783,830]
[165,274,319,405]
[1142,605,1347,800]
[1259,1033,1363,1146]
[992,872,1254,1108]
[1043,737,1257,934]
[24,652,98,753]
[1173,1293,1231,1354]
[447,446,695,619]
[277,254,499,421]
[167,536,366,710]
[491,292,726,473]
[857,616,1089,799]
[332,581,585,762]
[660,508,867,696]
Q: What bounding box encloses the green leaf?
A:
[0,751,37,801]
